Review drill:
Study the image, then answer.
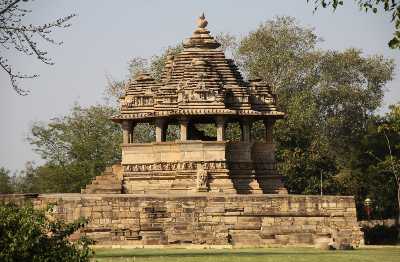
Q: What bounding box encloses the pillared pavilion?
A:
[83,14,287,195]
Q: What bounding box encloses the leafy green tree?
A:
[334,117,398,219]
[0,203,93,261]
[0,167,13,193]
[237,16,320,91]
[26,104,121,192]
[308,0,400,49]
[377,104,400,222]
[235,16,394,195]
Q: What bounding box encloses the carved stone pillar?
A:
[162,124,167,142]
[216,116,225,141]
[180,117,189,141]
[129,122,136,143]
[241,119,251,142]
[122,120,132,144]
[155,119,166,142]
[264,118,275,144]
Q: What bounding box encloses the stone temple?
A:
[2,15,363,248]
[86,13,287,195]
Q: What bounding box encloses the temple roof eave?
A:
[111,110,285,123]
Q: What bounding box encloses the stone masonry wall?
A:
[1,194,363,248]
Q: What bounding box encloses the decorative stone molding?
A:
[123,161,227,172]
[122,161,275,174]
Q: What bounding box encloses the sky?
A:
[0,0,399,172]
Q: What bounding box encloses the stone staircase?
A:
[81,166,122,194]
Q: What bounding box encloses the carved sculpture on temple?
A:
[196,163,208,192]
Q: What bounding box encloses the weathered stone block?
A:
[204,206,225,213]
[224,216,237,224]
[288,233,314,244]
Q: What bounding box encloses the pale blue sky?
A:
[0,0,399,172]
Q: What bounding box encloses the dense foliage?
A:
[20,105,121,193]
[0,203,93,262]
[0,168,13,193]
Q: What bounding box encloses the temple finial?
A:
[196,12,208,29]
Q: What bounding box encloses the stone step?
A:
[92,178,119,185]
[95,173,114,179]
[83,189,121,194]
[84,184,121,190]
[92,188,121,193]
[81,167,122,194]
[86,184,121,190]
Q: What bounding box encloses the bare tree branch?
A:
[0,0,20,16]
[0,0,76,95]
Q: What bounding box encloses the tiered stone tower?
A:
[107,14,287,195]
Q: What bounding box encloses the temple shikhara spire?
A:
[82,14,287,194]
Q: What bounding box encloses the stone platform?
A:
[2,193,363,248]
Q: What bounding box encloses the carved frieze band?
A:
[123,161,227,172]
[120,93,275,110]
[123,161,275,172]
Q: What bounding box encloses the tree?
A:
[377,104,400,223]
[235,16,395,197]
[236,16,321,91]
[333,117,398,219]
[0,0,76,95]
[0,167,13,193]
[0,203,93,261]
[308,0,400,49]
[26,104,121,192]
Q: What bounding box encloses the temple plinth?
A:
[104,14,287,195]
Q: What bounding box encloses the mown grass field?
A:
[92,247,400,262]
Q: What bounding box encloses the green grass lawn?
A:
[92,247,400,262]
